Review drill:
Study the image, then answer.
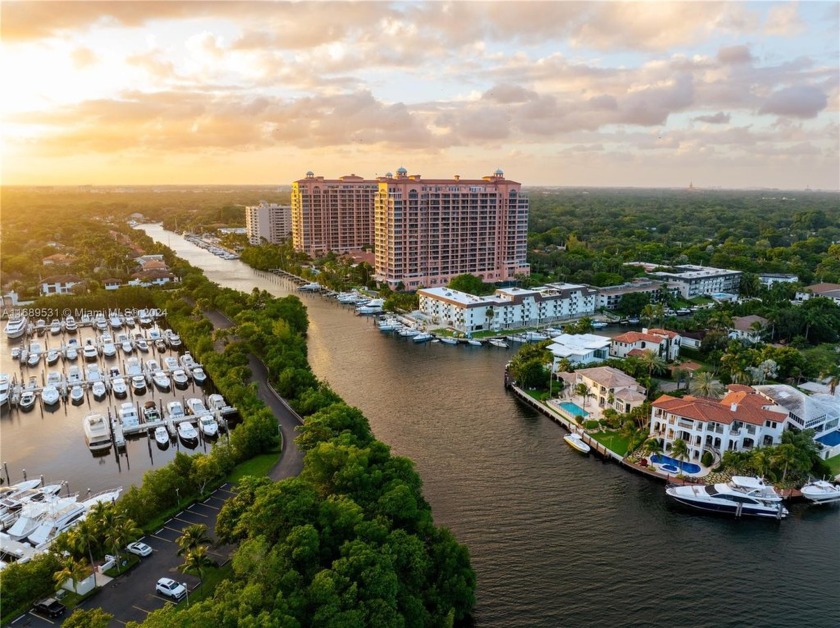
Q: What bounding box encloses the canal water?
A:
[4,224,838,626]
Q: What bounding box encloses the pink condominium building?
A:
[374,168,530,290]
[291,172,380,255]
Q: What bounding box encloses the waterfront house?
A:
[40,275,82,296]
[546,333,611,366]
[650,385,787,462]
[610,328,680,362]
[572,366,647,414]
[753,384,840,459]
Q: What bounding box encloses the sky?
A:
[2,1,838,189]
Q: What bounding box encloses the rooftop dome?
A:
[397,166,408,175]
[306,170,314,177]
[386,172,393,177]
[494,168,504,176]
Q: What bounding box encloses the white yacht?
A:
[125,357,142,377]
[4,315,28,339]
[138,310,153,327]
[26,497,86,548]
[108,313,123,330]
[165,330,182,349]
[48,319,62,336]
[118,402,139,429]
[154,426,170,447]
[67,366,83,385]
[186,397,208,416]
[64,338,79,361]
[167,400,186,419]
[91,381,107,401]
[83,413,111,451]
[83,339,99,362]
[18,390,37,411]
[46,349,61,366]
[64,315,78,334]
[171,368,189,389]
[564,432,591,454]
[26,342,43,367]
[94,314,108,331]
[177,420,199,444]
[489,339,509,348]
[130,375,147,395]
[100,334,117,358]
[69,385,85,405]
[143,401,161,424]
[179,353,196,370]
[116,333,133,355]
[0,374,10,407]
[85,364,102,383]
[191,367,207,385]
[111,376,128,398]
[665,476,788,519]
[134,335,149,352]
[298,282,321,292]
[152,370,171,392]
[356,298,384,315]
[208,394,227,413]
[198,415,219,438]
[800,480,840,504]
[412,332,433,343]
[34,319,47,336]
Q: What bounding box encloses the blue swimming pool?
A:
[651,453,701,474]
[558,401,589,418]
[816,430,840,447]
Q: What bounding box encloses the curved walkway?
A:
[203,310,304,481]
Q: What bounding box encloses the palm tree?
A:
[54,556,91,594]
[177,524,212,557]
[641,437,664,457]
[670,439,690,470]
[689,372,723,398]
[574,383,592,408]
[819,364,840,395]
[771,443,802,484]
[639,349,667,378]
[106,516,142,574]
[179,545,215,582]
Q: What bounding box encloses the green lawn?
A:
[589,431,631,457]
[826,454,840,476]
[226,448,282,484]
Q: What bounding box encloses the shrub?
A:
[701,451,714,467]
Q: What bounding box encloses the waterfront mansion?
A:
[650,385,788,462]
[418,284,597,334]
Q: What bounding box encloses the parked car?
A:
[32,598,66,618]
[156,577,187,600]
[126,541,153,557]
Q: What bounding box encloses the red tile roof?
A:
[647,328,680,339]
[652,392,786,426]
[614,331,665,344]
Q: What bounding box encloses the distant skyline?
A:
[2,1,839,189]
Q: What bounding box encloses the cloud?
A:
[694,112,731,124]
[760,86,828,118]
[482,84,537,104]
[717,45,753,66]
[765,3,806,36]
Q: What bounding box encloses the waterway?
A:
[5,224,839,626]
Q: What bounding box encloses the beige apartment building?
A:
[291,172,380,255]
[291,168,530,290]
[374,168,529,289]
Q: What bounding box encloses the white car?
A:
[126,541,152,557]
[156,577,186,600]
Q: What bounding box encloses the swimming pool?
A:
[816,430,840,447]
[558,401,589,418]
[651,453,701,474]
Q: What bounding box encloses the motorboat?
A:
[591,321,608,329]
[135,335,149,352]
[378,318,400,331]
[413,333,433,343]
[186,397,209,416]
[83,413,111,451]
[564,432,591,454]
[26,342,43,367]
[64,315,78,334]
[26,497,87,548]
[0,374,10,407]
[108,313,123,330]
[67,366,83,385]
[167,400,186,419]
[116,333,133,354]
[130,375,147,395]
[179,353,196,370]
[172,369,190,389]
[83,339,99,362]
[125,357,142,377]
[466,339,483,346]
[489,339,509,348]
[337,291,365,304]
[398,327,420,338]
[46,349,60,366]
[143,401,162,423]
[207,394,227,412]
[298,282,321,292]
[94,314,108,331]
[91,381,107,401]
[125,314,136,328]
[152,370,171,392]
[177,420,199,444]
[164,356,180,372]
[46,371,64,388]
[4,315,28,339]
[41,385,60,406]
[111,376,128,399]
[153,426,170,448]
[522,331,549,342]
[198,415,219,438]
[18,390,37,411]
[85,364,102,383]
[138,309,153,327]
[70,385,85,405]
[11,347,21,361]
[665,476,788,519]
[439,337,459,345]
[356,298,384,315]
[154,338,168,352]
[118,402,139,428]
[191,367,207,386]
[148,328,162,342]
[100,335,117,358]
[34,319,47,336]
[800,480,840,504]
[49,319,62,336]
[80,313,92,327]
[64,339,79,361]
[166,330,182,349]
[146,358,162,373]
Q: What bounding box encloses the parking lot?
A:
[9,484,236,627]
